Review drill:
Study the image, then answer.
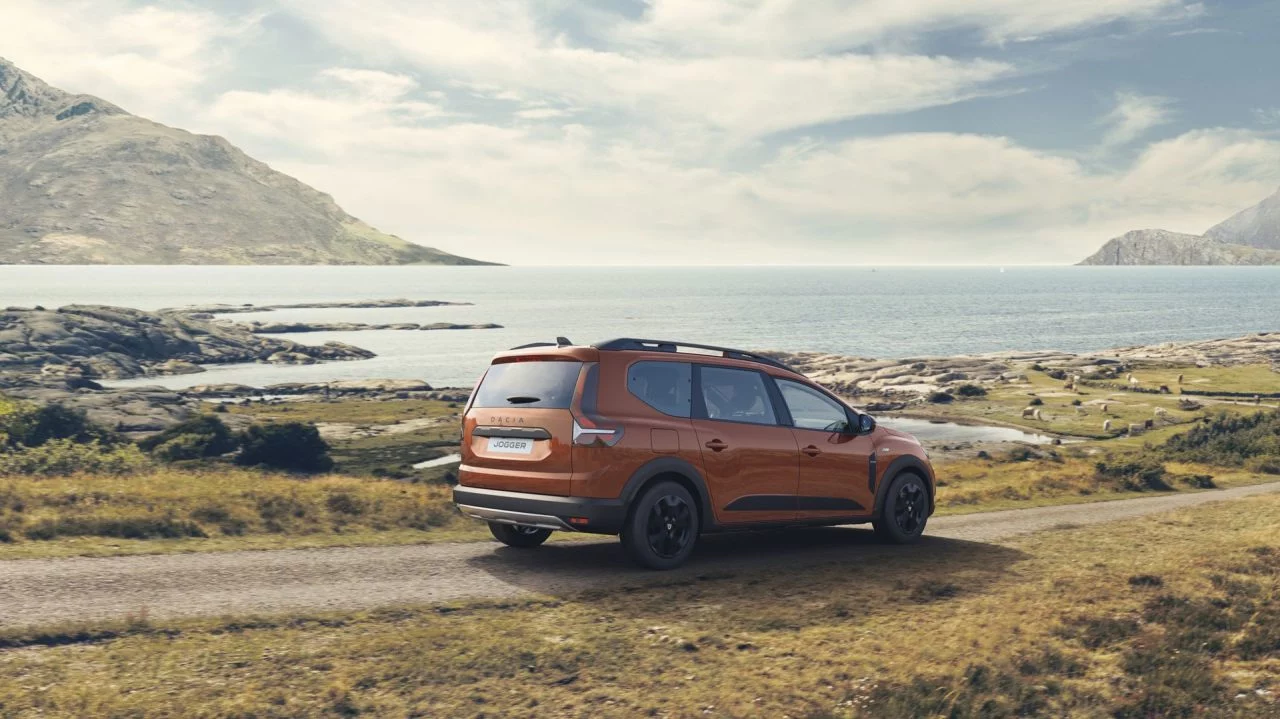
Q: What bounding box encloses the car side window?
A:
[628,361,692,417]
[777,379,850,432]
[699,366,778,425]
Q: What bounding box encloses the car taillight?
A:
[572,417,624,447]
[571,362,624,447]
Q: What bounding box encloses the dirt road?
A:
[3,482,1278,629]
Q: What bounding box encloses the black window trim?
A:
[692,364,790,428]
[774,377,858,434]
[626,359,693,419]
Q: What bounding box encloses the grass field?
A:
[0,492,1275,717]
[903,364,1279,439]
[0,469,478,560]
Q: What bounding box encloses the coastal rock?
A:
[167,299,472,315]
[2,379,198,434]
[0,304,376,380]
[266,351,318,365]
[260,379,434,395]
[245,320,501,334]
[151,359,204,375]
[185,383,259,397]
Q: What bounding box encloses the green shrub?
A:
[1245,457,1280,475]
[1027,397,1044,406]
[926,391,954,404]
[954,384,987,397]
[1095,457,1171,492]
[236,423,333,473]
[138,416,239,461]
[23,516,206,541]
[1162,410,1280,466]
[0,440,150,477]
[0,402,121,450]
[326,491,365,516]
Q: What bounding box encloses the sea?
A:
[3,265,1278,390]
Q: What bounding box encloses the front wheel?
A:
[873,472,929,544]
[488,522,552,548]
[621,480,699,570]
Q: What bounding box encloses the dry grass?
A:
[0,468,476,559]
[0,494,1276,717]
[931,454,1270,515]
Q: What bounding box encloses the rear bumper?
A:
[453,485,627,535]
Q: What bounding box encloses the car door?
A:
[775,378,875,519]
[691,364,799,525]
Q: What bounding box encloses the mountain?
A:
[1078,186,1280,266]
[0,58,493,265]
[1077,229,1280,266]
[1203,186,1280,250]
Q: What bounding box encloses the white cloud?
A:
[283,0,1018,139]
[212,73,1280,264]
[8,1,1271,266]
[1,0,255,121]
[1100,91,1176,149]
[624,0,1194,50]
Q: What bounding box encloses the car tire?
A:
[621,480,699,570]
[873,472,929,544]
[488,522,553,548]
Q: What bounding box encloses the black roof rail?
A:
[593,338,799,374]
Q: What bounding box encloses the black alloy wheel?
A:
[873,472,929,544]
[646,494,695,559]
[622,480,700,569]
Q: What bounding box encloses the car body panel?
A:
[454,340,935,536]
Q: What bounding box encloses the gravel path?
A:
[3,482,1278,629]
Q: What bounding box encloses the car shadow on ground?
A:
[464,526,1028,599]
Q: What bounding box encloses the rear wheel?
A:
[873,472,929,544]
[488,522,552,548]
[621,480,699,570]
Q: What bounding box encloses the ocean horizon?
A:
[4,264,1277,389]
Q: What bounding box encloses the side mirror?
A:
[857,414,876,434]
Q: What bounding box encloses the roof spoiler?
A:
[508,336,574,350]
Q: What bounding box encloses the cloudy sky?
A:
[6,0,1280,265]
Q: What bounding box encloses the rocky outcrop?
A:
[1078,186,1280,265]
[0,304,374,380]
[1,377,198,433]
[0,58,495,266]
[1204,185,1280,250]
[169,299,471,314]
[768,332,1280,400]
[246,321,502,334]
[1077,229,1280,266]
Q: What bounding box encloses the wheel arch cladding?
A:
[622,457,715,530]
[874,455,935,516]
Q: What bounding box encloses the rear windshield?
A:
[471,360,583,409]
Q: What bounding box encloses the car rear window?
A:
[471,360,583,409]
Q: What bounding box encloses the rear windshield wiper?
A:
[505,396,542,404]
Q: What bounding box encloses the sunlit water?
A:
[3,265,1277,389]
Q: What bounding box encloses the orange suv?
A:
[453,338,935,569]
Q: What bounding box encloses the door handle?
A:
[704,439,728,452]
[801,445,822,457]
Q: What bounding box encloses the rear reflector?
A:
[568,517,589,526]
